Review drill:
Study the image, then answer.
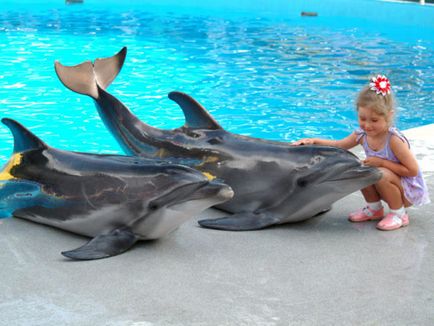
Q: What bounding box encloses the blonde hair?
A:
[356,82,396,126]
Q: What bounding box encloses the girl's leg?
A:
[374,167,411,209]
[375,167,411,231]
[348,185,384,222]
[361,185,381,203]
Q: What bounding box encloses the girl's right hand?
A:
[291,138,316,146]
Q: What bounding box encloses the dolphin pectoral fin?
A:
[61,226,138,260]
[168,91,222,130]
[198,212,279,231]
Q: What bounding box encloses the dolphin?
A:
[54,47,381,231]
[0,118,233,259]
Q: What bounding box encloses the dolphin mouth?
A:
[322,165,381,183]
[183,179,234,203]
[152,179,233,209]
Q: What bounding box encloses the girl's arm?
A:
[363,135,419,177]
[291,132,359,150]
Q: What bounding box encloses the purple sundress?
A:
[355,127,430,206]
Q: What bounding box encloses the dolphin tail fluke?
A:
[198,212,279,231]
[61,226,138,260]
[55,60,99,99]
[93,47,127,89]
[1,118,48,154]
[54,47,127,99]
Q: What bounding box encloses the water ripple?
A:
[0,7,433,164]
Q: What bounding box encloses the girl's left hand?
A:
[291,138,315,146]
[363,157,384,167]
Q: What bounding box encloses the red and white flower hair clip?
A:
[369,75,391,96]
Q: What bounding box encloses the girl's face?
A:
[358,106,389,137]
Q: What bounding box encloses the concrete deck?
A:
[1,125,433,326]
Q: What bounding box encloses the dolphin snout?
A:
[362,164,382,182]
[207,179,234,201]
[218,184,234,201]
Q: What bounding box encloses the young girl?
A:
[292,75,430,231]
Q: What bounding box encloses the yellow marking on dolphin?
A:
[202,172,216,181]
[0,154,22,181]
[155,148,169,158]
[196,155,220,168]
[197,156,220,180]
[203,156,219,164]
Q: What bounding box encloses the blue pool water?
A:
[0,0,433,164]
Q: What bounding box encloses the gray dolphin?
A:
[0,118,233,259]
[54,47,381,231]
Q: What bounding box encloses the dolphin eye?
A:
[148,203,159,211]
[297,179,308,187]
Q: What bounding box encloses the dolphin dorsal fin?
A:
[2,118,48,153]
[168,91,222,130]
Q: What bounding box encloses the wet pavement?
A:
[1,124,433,325]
